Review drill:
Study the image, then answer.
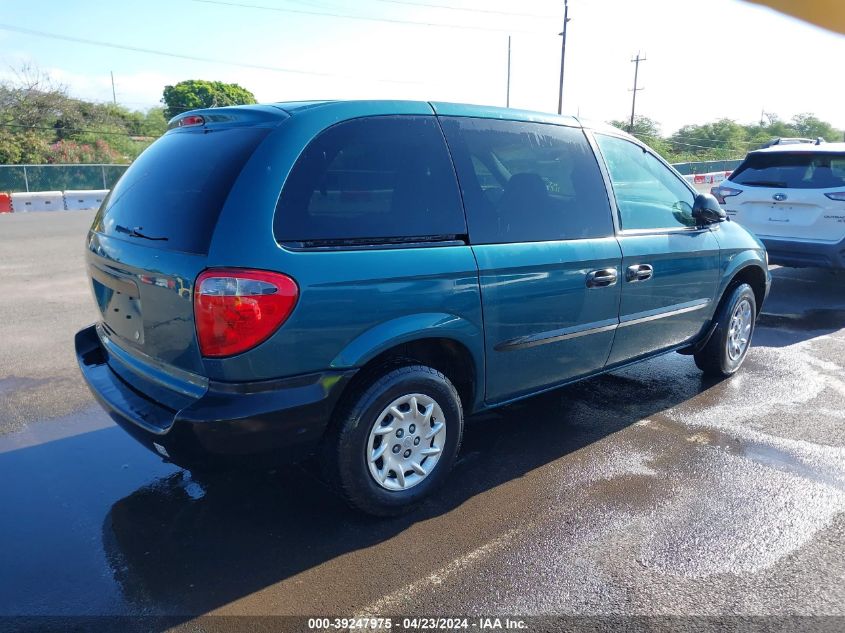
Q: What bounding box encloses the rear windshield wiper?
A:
[115,225,169,241]
[737,180,787,187]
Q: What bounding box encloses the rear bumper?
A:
[75,324,355,468]
[760,236,845,269]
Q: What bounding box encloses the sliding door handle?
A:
[626,264,654,282]
[586,268,618,288]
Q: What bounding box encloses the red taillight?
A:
[711,185,742,205]
[179,115,205,127]
[194,269,298,358]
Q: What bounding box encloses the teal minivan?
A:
[76,100,770,515]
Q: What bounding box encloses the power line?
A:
[665,134,764,149]
[632,133,748,152]
[368,0,557,19]
[629,127,768,149]
[636,133,752,149]
[0,122,160,138]
[0,23,420,84]
[669,135,760,148]
[190,0,547,34]
[663,139,737,151]
[634,134,731,151]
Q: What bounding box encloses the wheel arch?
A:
[721,260,769,315]
[329,313,485,414]
[682,258,768,356]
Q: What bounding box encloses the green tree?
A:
[161,80,257,119]
[0,64,71,130]
[609,115,661,137]
[138,107,168,137]
[3,130,51,164]
[791,113,841,141]
[0,65,170,164]
[609,116,672,159]
[0,129,23,163]
[669,119,749,159]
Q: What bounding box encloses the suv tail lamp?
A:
[194,269,298,357]
[824,192,845,201]
[711,185,742,205]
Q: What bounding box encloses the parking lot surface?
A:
[1,211,844,625]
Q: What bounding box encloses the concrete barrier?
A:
[683,171,733,194]
[64,190,109,211]
[11,191,65,212]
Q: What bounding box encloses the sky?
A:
[0,0,844,135]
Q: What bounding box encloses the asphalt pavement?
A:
[1,211,844,630]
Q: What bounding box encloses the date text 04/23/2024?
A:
[307,617,529,630]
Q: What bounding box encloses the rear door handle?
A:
[626,264,654,282]
[586,268,618,288]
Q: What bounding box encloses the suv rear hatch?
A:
[87,120,272,388]
[723,150,845,242]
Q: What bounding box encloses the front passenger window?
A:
[595,134,696,231]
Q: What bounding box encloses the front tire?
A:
[323,365,463,516]
[694,282,757,377]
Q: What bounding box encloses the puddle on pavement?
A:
[735,440,845,492]
[0,375,54,395]
[758,309,845,332]
[639,416,845,493]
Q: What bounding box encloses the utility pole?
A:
[628,52,645,132]
[110,71,117,105]
[556,0,570,115]
[506,35,511,108]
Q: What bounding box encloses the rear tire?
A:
[322,365,463,516]
[694,283,757,377]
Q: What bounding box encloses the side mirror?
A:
[692,193,727,225]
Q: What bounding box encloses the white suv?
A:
[712,142,845,269]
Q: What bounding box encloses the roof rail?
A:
[761,137,814,148]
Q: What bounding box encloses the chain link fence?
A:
[0,159,741,194]
[0,164,129,193]
[672,159,743,175]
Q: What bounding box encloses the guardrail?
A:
[0,190,109,213]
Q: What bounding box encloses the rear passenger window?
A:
[439,117,613,244]
[274,116,466,246]
[595,134,696,231]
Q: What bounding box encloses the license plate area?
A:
[90,267,144,344]
[767,204,791,222]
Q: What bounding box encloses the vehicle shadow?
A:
[755,266,845,347]
[101,353,718,620]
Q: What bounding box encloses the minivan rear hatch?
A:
[87,121,272,379]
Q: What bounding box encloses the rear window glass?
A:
[731,152,845,189]
[94,127,269,254]
[274,116,466,246]
[439,117,613,244]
